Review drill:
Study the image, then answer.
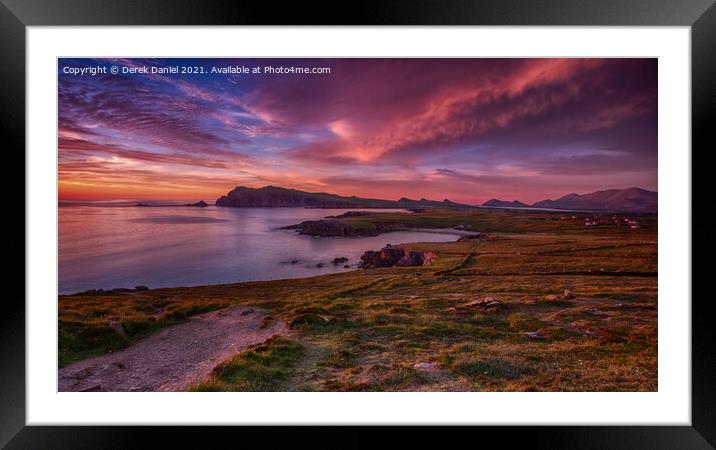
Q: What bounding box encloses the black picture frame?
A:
[3,0,712,448]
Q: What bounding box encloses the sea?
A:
[58,203,459,295]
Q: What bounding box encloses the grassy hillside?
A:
[59,208,657,391]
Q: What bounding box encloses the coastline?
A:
[61,206,656,295]
[59,207,657,392]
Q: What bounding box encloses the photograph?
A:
[57,57,658,393]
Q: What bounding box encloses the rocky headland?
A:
[282,219,414,237]
[359,244,436,268]
[215,185,471,209]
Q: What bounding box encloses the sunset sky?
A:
[58,58,657,204]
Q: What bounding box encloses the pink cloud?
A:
[278,59,648,165]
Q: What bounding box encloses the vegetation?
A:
[59,208,657,391]
[189,337,305,391]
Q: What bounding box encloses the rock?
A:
[134,285,149,291]
[525,331,545,339]
[462,297,501,309]
[395,250,435,267]
[545,294,559,302]
[189,200,208,207]
[108,320,127,337]
[413,362,439,371]
[290,259,299,264]
[359,244,436,268]
[563,289,575,299]
[316,263,324,268]
[332,257,349,265]
[240,308,254,316]
[343,265,351,269]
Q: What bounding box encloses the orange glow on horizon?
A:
[57,58,658,204]
[58,181,224,202]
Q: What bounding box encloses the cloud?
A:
[278,59,656,167]
[58,136,251,169]
[58,58,657,201]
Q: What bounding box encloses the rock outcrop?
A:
[283,219,413,237]
[283,220,358,237]
[359,244,436,268]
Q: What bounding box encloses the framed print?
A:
[5,0,713,447]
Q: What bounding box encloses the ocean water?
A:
[58,205,459,295]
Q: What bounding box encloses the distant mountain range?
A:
[484,187,656,213]
[215,185,657,213]
[482,199,530,208]
[215,185,471,209]
[530,188,657,213]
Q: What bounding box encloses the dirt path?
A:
[59,307,287,392]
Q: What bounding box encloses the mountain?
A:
[531,187,657,213]
[216,185,657,213]
[216,185,393,208]
[482,199,529,208]
[215,185,471,209]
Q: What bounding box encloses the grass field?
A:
[58,208,657,391]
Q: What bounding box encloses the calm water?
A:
[58,206,459,294]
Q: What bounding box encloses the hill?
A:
[482,199,529,208]
[531,187,657,213]
[216,185,657,213]
[215,185,470,209]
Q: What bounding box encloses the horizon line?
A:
[58,184,658,205]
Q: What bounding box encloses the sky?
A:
[58,58,657,204]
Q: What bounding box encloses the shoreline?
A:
[59,206,655,296]
[61,233,464,296]
[58,214,658,391]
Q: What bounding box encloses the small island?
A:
[136,200,209,208]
